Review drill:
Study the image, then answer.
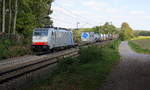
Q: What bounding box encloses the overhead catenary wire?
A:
[52,9,87,25]
[51,18,76,28]
[53,17,92,29]
[52,4,97,28]
[54,4,94,24]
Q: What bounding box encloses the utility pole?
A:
[99,27,101,34]
[74,22,80,43]
[76,22,80,30]
[99,23,102,34]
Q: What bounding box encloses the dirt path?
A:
[100,41,150,90]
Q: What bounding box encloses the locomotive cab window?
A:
[34,29,48,36]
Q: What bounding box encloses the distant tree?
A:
[103,22,117,34]
[74,22,119,42]
[120,22,134,40]
[92,26,100,33]
[138,31,150,36]
[93,22,117,34]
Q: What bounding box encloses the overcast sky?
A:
[51,0,150,30]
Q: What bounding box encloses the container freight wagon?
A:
[81,32,95,43]
[32,28,74,51]
[94,33,100,42]
[99,34,104,41]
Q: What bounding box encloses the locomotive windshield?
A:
[33,28,48,36]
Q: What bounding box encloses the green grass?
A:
[132,39,150,49]
[129,36,150,54]
[128,40,150,54]
[28,40,121,90]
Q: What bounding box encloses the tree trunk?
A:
[2,0,5,33]
[13,0,18,35]
[8,0,12,34]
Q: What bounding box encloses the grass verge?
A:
[128,41,150,54]
[29,40,121,90]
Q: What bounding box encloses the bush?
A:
[107,40,121,50]
[79,46,102,63]
[0,39,31,60]
[56,57,78,73]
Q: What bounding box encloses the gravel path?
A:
[100,41,150,90]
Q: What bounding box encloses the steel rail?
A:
[0,49,79,84]
[0,40,111,84]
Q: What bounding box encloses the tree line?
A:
[75,22,134,41]
[134,31,150,36]
[0,0,53,37]
[92,22,119,34]
[88,22,134,41]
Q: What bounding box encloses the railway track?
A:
[0,48,79,84]
[0,40,110,86]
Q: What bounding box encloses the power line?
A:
[52,4,97,27]
[52,18,76,28]
[52,17,75,24]
[55,5,92,22]
[52,8,87,24]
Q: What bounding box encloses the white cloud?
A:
[106,8,121,14]
[129,10,147,15]
[82,1,109,11]
[51,0,150,30]
[83,1,108,7]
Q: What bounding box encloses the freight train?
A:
[32,27,118,52]
[32,27,74,52]
[81,32,118,44]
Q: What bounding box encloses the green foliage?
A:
[79,46,102,63]
[138,31,150,36]
[56,57,78,73]
[107,40,121,50]
[29,40,121,90]
[16,0,53,37]
[92,22,118,34]
[120,22,134,40]
[0,0,53,37]
[17,13,36,37]
[0,39,31,60]
[101,22,118,34]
